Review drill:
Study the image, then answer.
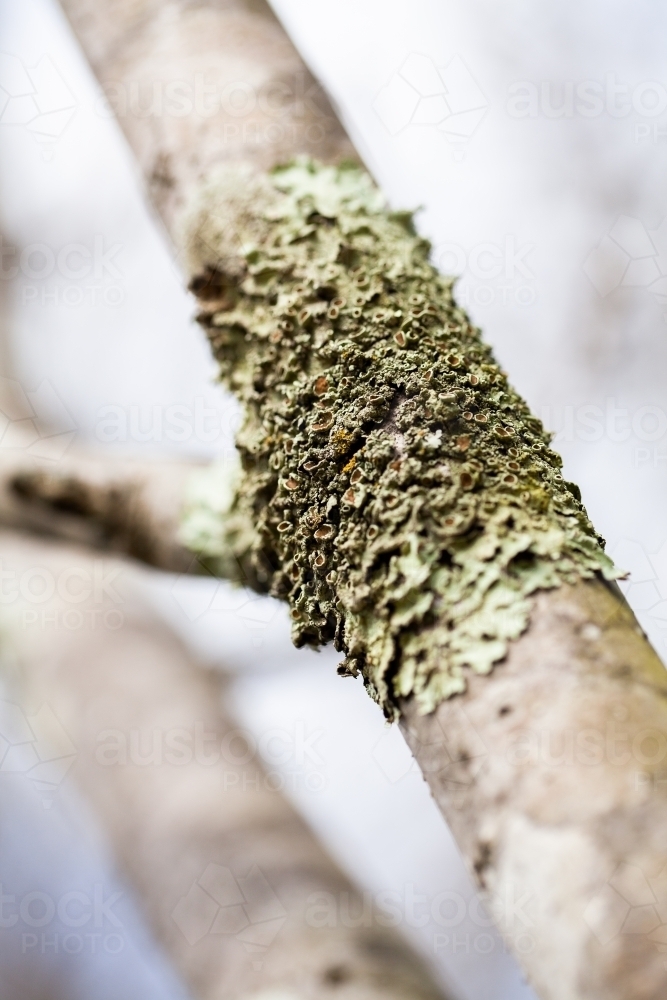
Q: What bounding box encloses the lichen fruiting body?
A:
[182,158,617,717]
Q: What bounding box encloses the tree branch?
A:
[55,2,667,996]
[0,435,197,571]
[3,530,449,1000]
[60,0,355,235]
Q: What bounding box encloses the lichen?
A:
[178,457,241,574]
[181,157,619,718]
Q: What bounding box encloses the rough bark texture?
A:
[0,432,197,571]
[1,531,449,1000]
[57,1,667,997]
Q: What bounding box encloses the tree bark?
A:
[0,432,197,571]
[60,0,355,235]
[1,530,449,1000]
[56,2,667,997]
[400,580,667,1000]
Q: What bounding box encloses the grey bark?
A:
[400,581,667,1000]
[1,530,449,1000]
[61,0,355,234]
[0,432,197,571]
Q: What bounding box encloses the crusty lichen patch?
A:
[182,158,618,717]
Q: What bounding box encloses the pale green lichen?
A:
[178,457,241,569]
[182,157,618,717]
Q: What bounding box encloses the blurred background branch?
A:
[0,530,450,1000]
[0,433,198,570]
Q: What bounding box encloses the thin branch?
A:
[0,434,197,571]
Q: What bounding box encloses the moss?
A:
[182,158,619,718]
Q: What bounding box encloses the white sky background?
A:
[1,1,667,998]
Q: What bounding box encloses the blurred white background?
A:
[1,1,667,998]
